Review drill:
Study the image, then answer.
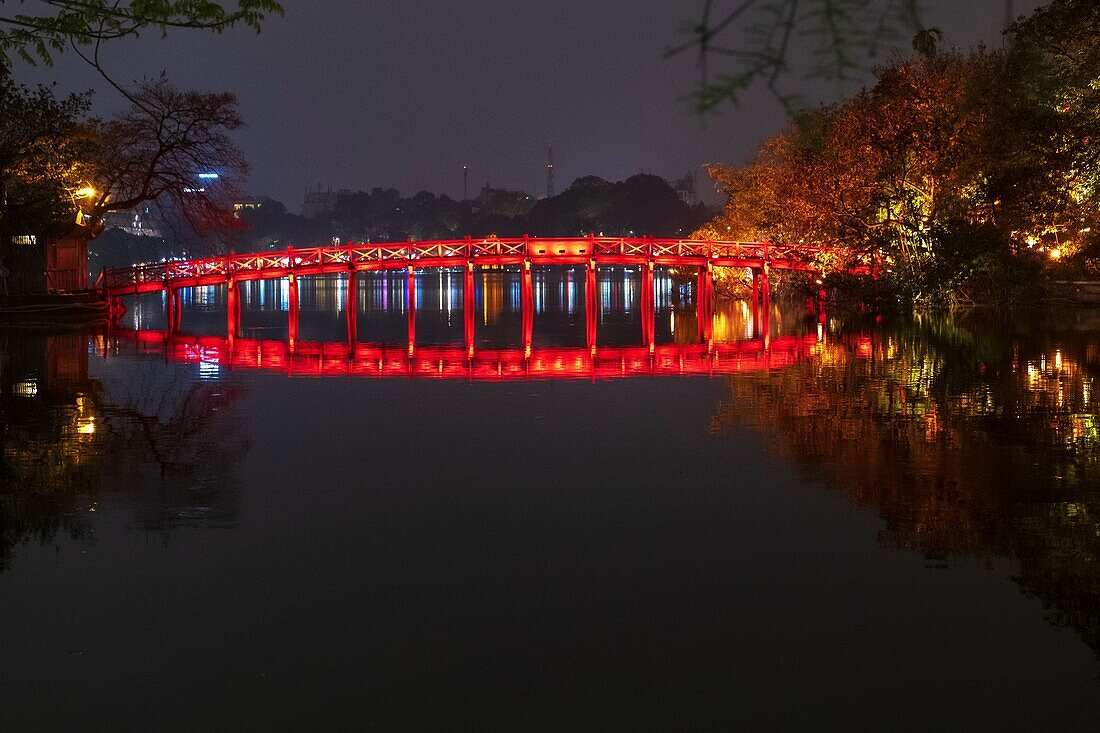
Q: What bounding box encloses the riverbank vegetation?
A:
[701,0,1100,308]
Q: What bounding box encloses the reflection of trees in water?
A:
[0,333,249,571]
[712,311,1100,654]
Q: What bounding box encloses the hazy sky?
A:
[11,1,1044,212]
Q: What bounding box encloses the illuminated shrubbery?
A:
[702,0,1100,307]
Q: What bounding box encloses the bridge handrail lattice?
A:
[97,236,822,294]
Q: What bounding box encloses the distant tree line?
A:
[223,174,711,253]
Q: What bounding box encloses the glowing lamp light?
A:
[197,172,220,180]
[76,186,97,198]
[1049,248,1062,260]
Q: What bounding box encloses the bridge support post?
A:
[697,264,713,343]
[641,260,655,351]
[166,286,181,335]
[750,268,761,338]
[406,265,416,356]
[227,278,239,341]
[585,260,598,354]
[346,269,358,349]
[521,260,534,357]
[464,261,476,357]
[287,273,299,348]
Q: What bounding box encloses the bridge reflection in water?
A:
[112,268,828,380]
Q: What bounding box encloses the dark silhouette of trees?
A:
[224,174,710,253]
[911,27,943,58]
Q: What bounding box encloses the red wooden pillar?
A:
[641,260,655,351]
[818,283,827,326]
[346,268,358,348]
[406,265,416,356]
[750,268,761,338]
[697,264,713,343]
[173,289,182,333]
[464,261,476,356]
[166,286,177,335]
[227,278,239,341]
[287,273,299,348]
[585,259,598,353]
[521,260,534,356]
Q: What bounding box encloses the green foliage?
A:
[0,1,283,67]
[668,0,923,112]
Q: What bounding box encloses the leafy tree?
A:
[704,46,1039,304]
[0,69,92,225]
[86,77,248,239]
[0,1,282,66]
[911,27,942,58]
[1002,0,1100,252]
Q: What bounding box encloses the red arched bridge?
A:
[97,236,823,348]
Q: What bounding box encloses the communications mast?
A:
[546,147,555,198]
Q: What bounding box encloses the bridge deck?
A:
[98,237,819,297]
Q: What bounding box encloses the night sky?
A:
[12,0,1042,211]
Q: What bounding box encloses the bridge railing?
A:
[100,261,167,290]
[101,237,824,292]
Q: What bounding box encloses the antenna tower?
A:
[546,147,555,198]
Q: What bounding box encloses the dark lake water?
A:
[3,268,1100,728]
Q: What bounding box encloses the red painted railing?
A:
[97,237,821,296]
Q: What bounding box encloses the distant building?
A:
[673,173,697,206]
[102,205,161,238]
[472,184,534,218]
[233,196,274,219]
[302,185,350,219]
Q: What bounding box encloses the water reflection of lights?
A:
[199,360,221,380]
[13,380,38,396]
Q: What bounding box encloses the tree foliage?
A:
[0,1,282,67]
[87,77,247,237]
[0,70,246,244]
[703,0,1100,306]
[0,69,93,232]
[668,0,924,112]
